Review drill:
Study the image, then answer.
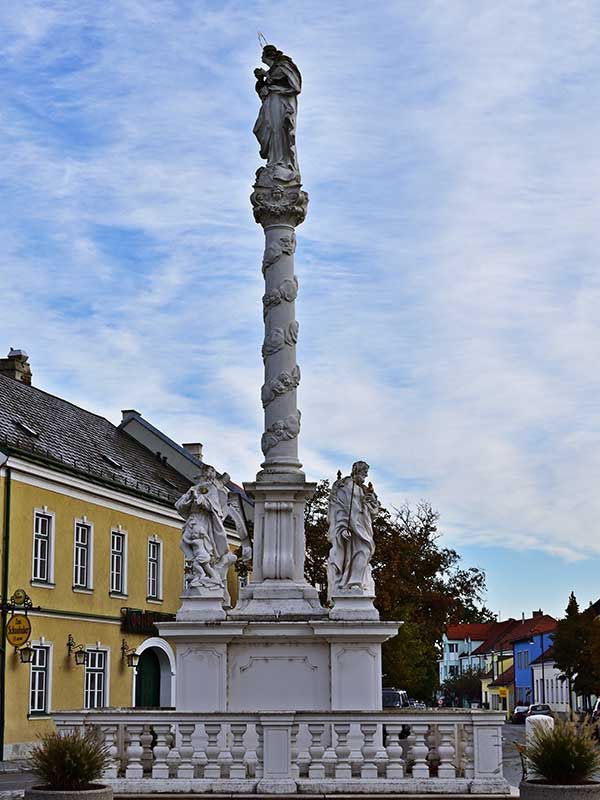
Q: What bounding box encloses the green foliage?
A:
[525,719,600,785]
[441,667,484,706]
[29,729,110,790]
[553,592,600,699]
[304,485,494,701]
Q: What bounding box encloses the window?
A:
[73,522,93,590]
[523,651,529,668]
[84,650,107,709]
[32,511,54,584]
[147,538,162,600]
[535,678,540,701]
[110,531,127,595]
[29,645,50,714]
[448,664,459,677]
[448,643,459,653]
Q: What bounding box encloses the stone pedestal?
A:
[158,618,399,713]
[329,589,379,621]
[176,587,227,622]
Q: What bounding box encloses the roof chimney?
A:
[532,609,543,618]
[183,442,203,461]
[0,349,32,385]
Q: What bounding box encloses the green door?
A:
[135,649,161,708]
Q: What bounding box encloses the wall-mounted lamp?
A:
[121,639,139,668]
[66,634,88,666]
[18,643,34,663]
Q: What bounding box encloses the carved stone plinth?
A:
[329,590,379,621]
[176,587,226,622]
[230,480,326,619]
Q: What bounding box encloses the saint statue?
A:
[175,464,251,606]
[253,44,302,180]
[328,461,379,594]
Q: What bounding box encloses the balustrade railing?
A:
[53,709,509,794]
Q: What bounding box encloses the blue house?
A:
[509,612,556,706]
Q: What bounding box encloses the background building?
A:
[0,349,251,758]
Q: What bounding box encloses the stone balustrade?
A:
[53,708,509,795]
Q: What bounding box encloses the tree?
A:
[441,667,484,707]
[304,484,494,701]
[553,593,600,708]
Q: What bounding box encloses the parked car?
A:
[511,705,529,724]
[526,703,552,717]
[382,687,410,708]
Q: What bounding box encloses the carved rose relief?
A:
[261,233,296,275]
[261,320,299,361]
[261,365,301,407]
[261,410,302,455]
[262,277,299,319]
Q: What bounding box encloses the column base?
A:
[176,590,226,622]
[228,580,327,620]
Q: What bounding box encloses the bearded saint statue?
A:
[328,461,379,594]
[253,44,302,180]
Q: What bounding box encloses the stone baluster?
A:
[218,733,233,780]
[166,729,180,778]
[410,723,430,779]
[349,726,364,778]
[384,723,405,779]
[203,723,222,779]
[374,726,388,778]
[151,724,172,779]
[437,723,456,779]
[229,723,248,779]
[322,729,337,779]
[125,725,144,779]
[333,723,352,779]
[177,723,195,779]
[192,732,208,779]
[255,723,264,779]
[360,723,378,779]
[140,726,154,775]
[296,723,311,778]
[427,724,439,774]
[461,723,474,779]
[308,723,326,779]
[101,726,119,779]
[290,722,300,779]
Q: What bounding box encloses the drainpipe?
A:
[0,463,12,760]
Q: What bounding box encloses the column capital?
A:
[251,166,308,228]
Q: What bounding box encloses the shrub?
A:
[525,718,600,785]
[29,728,110,790]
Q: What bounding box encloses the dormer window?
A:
[14,419,38,437]
[101,454,122,469]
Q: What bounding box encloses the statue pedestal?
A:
[329,590,379,621]
[176,587,226,622]
[159,616,399,713]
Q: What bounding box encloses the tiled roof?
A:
[507,615,556,643]
[489,664,515,688]
[530,644,555,666]
[445,623,495,641]
[0,373,191,505]
[470,619,519,656]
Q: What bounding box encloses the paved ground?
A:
[502,720,526,789]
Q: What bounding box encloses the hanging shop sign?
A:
[121,607,175,635]
[6,614,32,648]
[498,687,508,699]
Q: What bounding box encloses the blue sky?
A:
[2,1,600,620]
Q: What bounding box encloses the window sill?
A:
[109,591,128,599]
[72,587,93,594]
[146,597,163,604]
[30,580,55,589]
[28,712,51,719]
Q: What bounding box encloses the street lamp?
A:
[66,634,88,666]
[121,639,139,668]
[18,643,34,663]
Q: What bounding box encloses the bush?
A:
[526,718,600,785]
[29,728,110,790]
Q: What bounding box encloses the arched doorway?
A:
[132,637,176,708]
[135,649,161,707]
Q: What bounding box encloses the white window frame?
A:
[73,518,94,591]
[147,536,163,602]
[84,647,109,709]
[31,508,55,586]
[28,639,53,715]
[109,528,128,596]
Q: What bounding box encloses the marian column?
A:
[232,44,325,617]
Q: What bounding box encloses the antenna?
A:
[258,32,268,48]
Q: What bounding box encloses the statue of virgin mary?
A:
[253,45,302,180]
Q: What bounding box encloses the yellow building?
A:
[0,349,250,758]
